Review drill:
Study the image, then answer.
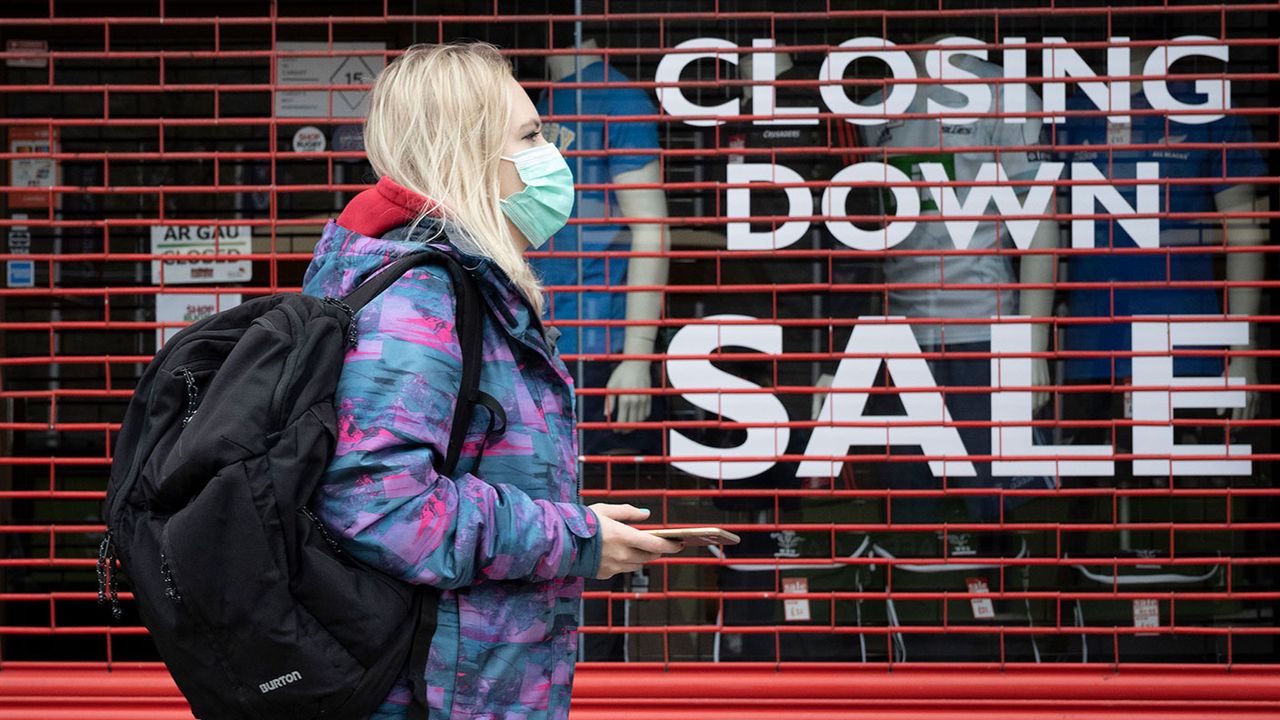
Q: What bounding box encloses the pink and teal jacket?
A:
[300,177,602,719]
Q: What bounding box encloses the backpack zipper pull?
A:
[323,297,358,348]
[97,531,123,620]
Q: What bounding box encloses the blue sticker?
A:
[7,260,34,288]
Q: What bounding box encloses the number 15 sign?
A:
[275,42,386,119]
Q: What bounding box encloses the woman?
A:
[300,42,683,719]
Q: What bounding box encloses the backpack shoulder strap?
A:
[339,249,484,478]
[338,250,482,720]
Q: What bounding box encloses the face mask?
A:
[499,143,575,249]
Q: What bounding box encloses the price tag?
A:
[782,577,810,622]
[1133,598,1160,634]
[8,127,58,208]
[966,577,995,619]
[1106,121,1132,147]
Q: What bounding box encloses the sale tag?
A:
[782,577,810,622]
[726,133,746,164]
[8,127,58,209]
[1133,598,1160,633]
[1106,121,1132,147]
[966,577,995,619]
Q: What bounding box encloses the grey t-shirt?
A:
[860,54,1044,346]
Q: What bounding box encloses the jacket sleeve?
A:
[316,264,602,589]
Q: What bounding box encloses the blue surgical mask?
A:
[499,143,575,249]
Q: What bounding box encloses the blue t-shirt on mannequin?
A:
[1059,85,1266,381]
[534,60,661,357]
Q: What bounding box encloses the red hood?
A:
[336,176,439,238]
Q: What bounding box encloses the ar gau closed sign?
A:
[150,224,252,284]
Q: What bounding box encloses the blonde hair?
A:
[364,42,543,314]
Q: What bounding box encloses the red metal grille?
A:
[0,1,1277,716]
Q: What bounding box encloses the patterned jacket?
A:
[300,177,601,719]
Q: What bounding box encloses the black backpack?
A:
[99,249,496,720]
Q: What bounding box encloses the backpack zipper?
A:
[179,367,199,426]
[159,552,183,603]
[99,341,237,620]
[158,522,183,603]
[96,530,123,620]
[300,506,343,556]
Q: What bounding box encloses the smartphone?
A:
[648,527,741,547]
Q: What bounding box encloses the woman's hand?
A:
[588,504,683,580]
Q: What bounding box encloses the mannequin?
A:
[853,36,1055,523]
[545,38,676,665]
[1131,44,1266,420]
[909,37,1057,411]
[1219,184,1267,420]
[1053,44,1268,559]
[1058,46,1267,419]
[545,38,671,436]
[711,47,839,511]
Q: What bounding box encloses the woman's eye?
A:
[524,130,540,141]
